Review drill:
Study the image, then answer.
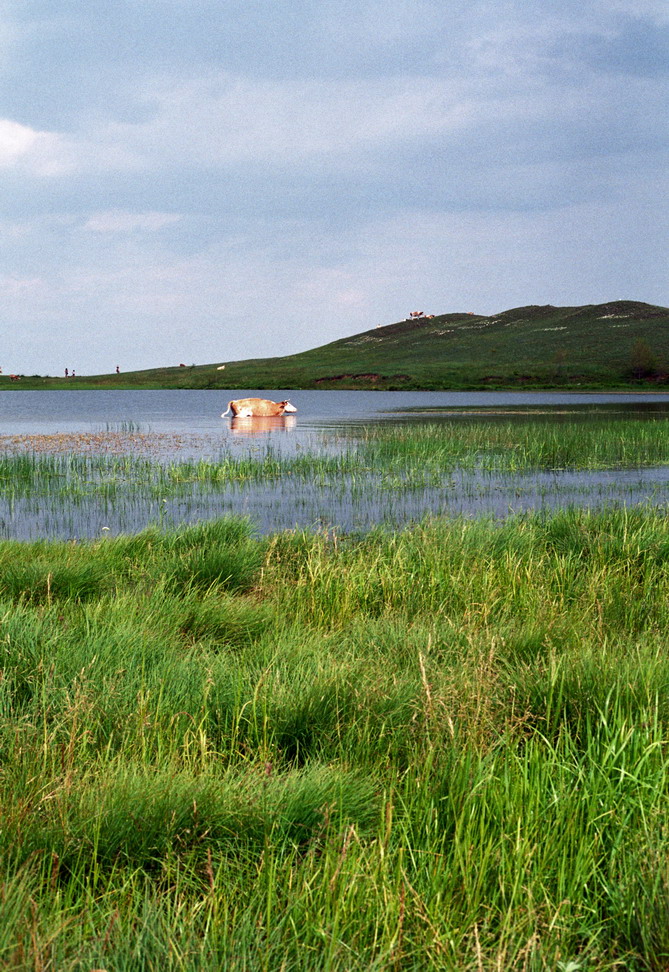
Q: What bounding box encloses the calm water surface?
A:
[3,388,669,448]
[2,389,669,538]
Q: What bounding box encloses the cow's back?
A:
[231,397,283,417]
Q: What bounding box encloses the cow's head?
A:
[280,401,298,413]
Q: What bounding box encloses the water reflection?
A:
[228,415,297,436]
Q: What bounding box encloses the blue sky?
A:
[1,0,667,375]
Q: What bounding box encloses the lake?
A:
[4,388,669,445]
[2,389,669,538]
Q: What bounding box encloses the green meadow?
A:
[2,417,669,968]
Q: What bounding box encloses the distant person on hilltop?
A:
[65,368,68,377]
[116,366,120,374]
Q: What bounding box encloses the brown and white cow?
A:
[222,398,297,418]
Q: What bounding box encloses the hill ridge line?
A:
[4,299,669,390]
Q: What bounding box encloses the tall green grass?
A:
[354,417,669,473]
[0,509,669,967]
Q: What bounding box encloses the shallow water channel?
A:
[2,389,669,539]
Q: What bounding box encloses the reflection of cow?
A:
[222,398,297,418]
[230,415,297,435]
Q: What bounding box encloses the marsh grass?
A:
[4,416,669,540]
[1,508,669,967]
[354,416,669,473]
[3,416,669,502]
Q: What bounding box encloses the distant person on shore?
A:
[116,365,120,374]
[65,368,68,377]
[71,369,75,377]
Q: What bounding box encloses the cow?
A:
[222,398,297,418]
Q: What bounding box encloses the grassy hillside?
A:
[5,300,669,390]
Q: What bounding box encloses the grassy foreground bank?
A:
[2,510,669,969]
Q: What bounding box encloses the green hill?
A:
[6,300,669,390]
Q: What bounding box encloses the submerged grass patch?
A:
[1,508,669,967]
[4,415,669,498]
[4,415,669,539]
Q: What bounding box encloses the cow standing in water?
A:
[222,398,297,418]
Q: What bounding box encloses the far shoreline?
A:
[3,382,669,394]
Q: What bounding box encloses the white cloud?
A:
[0,272,46,297]
[465,19,613,79]
[0,117,75,175]
[319,0,443,47]
[83,211,182,232]
[0,73,478,180]
[89,73,475,171]
[598,0,669,24]
[32,56,658,183]
[3,30,662,182]
[0,118,40,164]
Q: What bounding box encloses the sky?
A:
[1,0,667,376]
